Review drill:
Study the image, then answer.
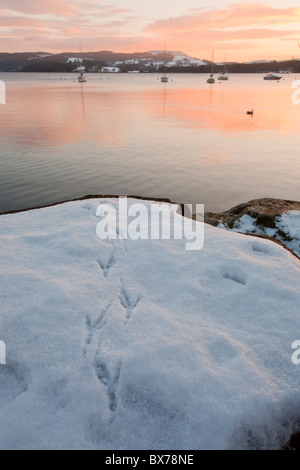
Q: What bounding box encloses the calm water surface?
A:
[0,72,299,213]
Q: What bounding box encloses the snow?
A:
[107,51,205,69]
[219,211,300,257]
[231,214,260,234]
[276,211,300,257]
[148,51,205,67]
[101,67,120,73]
[67,57,83,63]
[0,198,300,450]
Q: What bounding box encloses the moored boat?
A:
[78,72,87,83]
[264,73,282,80]
[161,44,169,83]
[207,49,215,83]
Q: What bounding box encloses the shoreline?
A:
[0,194,179,216]
[1,194,299,260]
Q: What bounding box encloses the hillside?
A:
[0,50,299,73]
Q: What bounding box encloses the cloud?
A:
[139,2,300,59]
[35,34,151,53]
[0,15,49,28]
[0,1,299,60]
[0,0,138,51]
[0,0,79,16]
[162,28,300,42]
[0,1,133,17]
[79,3,133,16]
[144,3,300,33]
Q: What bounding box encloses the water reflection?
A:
[0,73,299,213]
[148,84,299,133]
[2,75,299,148]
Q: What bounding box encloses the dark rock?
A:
[204,198,300,230]
[202,198,300,260]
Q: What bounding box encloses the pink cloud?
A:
[0,1,133,18]
[162,28,300,42]
[80,3,133,16]
[0,1,299,60]
[144,3,300,33]
[0,0,78,15]
[0,15,48,28]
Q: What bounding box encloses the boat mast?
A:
[79,41,83,69]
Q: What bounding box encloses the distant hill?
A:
[0,50,299,73]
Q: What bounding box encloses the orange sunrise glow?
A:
[0,1,300,61]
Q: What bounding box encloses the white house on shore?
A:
[67,57,83,64]
[101,66,120,73]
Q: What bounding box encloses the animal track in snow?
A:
[97,253,117,278]
[250,241,271,255]
[0,361,29,409]
[94,357,122,412]
[82,203,91,211]
[221,267,246,285]
[84,302,111,354]
[119,287,141,319]
[82,203,98,218]
[208,334,240,365]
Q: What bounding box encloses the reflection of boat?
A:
[263,73,282,80]
[207,49,215,83]
[78,72,87,82]
[77,42,87,82]
[161,45,169,83]
[218,54,228,80]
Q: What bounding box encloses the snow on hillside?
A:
[0,198,300,450]
[148,51,206,67]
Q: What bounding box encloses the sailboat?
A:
[207,49,215,83]
[77,42,87,83]
[161,45,169,83]
[263,73,282,80]
[78,72,87,83]
[218,54,228,80]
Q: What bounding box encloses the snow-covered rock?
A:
[204,199,300,258]
[0,198,300,449]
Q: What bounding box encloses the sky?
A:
[0,0,300,61]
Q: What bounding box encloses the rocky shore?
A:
[202,198,300,259]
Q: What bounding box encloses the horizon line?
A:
[1,49,299,64]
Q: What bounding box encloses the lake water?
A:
[0,72,299,213]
